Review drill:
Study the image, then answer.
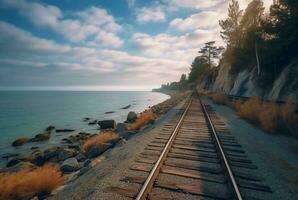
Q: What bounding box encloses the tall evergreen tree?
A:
[199,41,224,68]
[219,0,242,47]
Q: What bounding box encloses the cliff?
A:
[198,59,298,102]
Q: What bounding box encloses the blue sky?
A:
[0,0,272,90]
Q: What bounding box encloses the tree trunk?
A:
[255,41,260,76]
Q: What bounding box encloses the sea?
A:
[0,91,169,167]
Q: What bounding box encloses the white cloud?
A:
[0,0,123,48]
[0,21,189,85]
[136,6,165,24]
[132,29,220,59]
[127,0,136,8]
[170,11,222,31]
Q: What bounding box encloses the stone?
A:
[116,123,128,137]
[57,148,77,161]
[88,120,97,125]
[78,166,91,176]
[43,147,60,161]
[83,117,90,121]
[45,125,55,132]
[30,132,50,142]
[97,120,116,129]
[83,159,91,167]
[86,144,110,159]
[105,111,115,114]
[12,137,29,146]
[56,129,75,133]
[127,111,137,123]
[76,153,87,162]
[60,158,80,173]
[30,150,45,166]
[6,158,21,167]
[121,104,131,109]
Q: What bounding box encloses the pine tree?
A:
[219,0,242,47]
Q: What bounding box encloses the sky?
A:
[0,0,273,90]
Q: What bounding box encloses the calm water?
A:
[0,91,169,165]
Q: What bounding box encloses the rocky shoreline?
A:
[0,91,190,200]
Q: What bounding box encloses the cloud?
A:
[127,0,136,8]
[170,11,222,31]
[136,6,165,24]
[0,0,123,48]
[132,29,220,59]
[0,21,189,86]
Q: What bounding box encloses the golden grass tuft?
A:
[210,93,229,105]
[237,97,263,123]
[82,131,119,153]
[0,164,64,200]
[232,98,297,134]
[197,88,210,96]
[128,110,156,131]
[259,103,281,132]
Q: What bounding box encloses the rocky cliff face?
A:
[199,59,298,102]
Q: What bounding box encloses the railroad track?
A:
[106,94,273,200]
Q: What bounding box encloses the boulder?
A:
[83,159,91,167]
[83,117,90,121]
[43,147,60,161]
[57,148,77,161]
[78,166,91,176]
[12,137,29,146]
[56,129,75,133]
[60,158,80,173]
[76,153,87,162]
[86,144,110,159]
[127,111,137,123]
[30,149,45,166]
[88,120,97,125]
[116,123,128,137]
[6,158,21,167]
[97,120,116,130]
[121,104,131,109]
[45,125,55,132]
[105,111,115,114]
[30,132,50,142]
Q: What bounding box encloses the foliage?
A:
[0,165,64,200]
[82,131,119,153]
[128,110,156,131]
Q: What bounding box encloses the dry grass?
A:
[210,93,229,105]
[197,88,210,96]
[82,131,119,153]
[128,110,156,131]
[259,103,282,132]
[0,164,64,200]
[232,98,297,134]
[237,97,263,123]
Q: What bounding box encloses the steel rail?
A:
[135,96,193,200]
[200,99,243,200]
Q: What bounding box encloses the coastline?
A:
[0,90,190,200]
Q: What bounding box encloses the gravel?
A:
[204,97,298,200]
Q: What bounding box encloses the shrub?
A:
[210,93,229,105]
[0,164,64,200]
[259,103,281,132]
[128,110,156,131]
[237,97,263,123]
[82,131,119,153]
[230,100,242,111]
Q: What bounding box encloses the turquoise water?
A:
[0,91,169,165]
